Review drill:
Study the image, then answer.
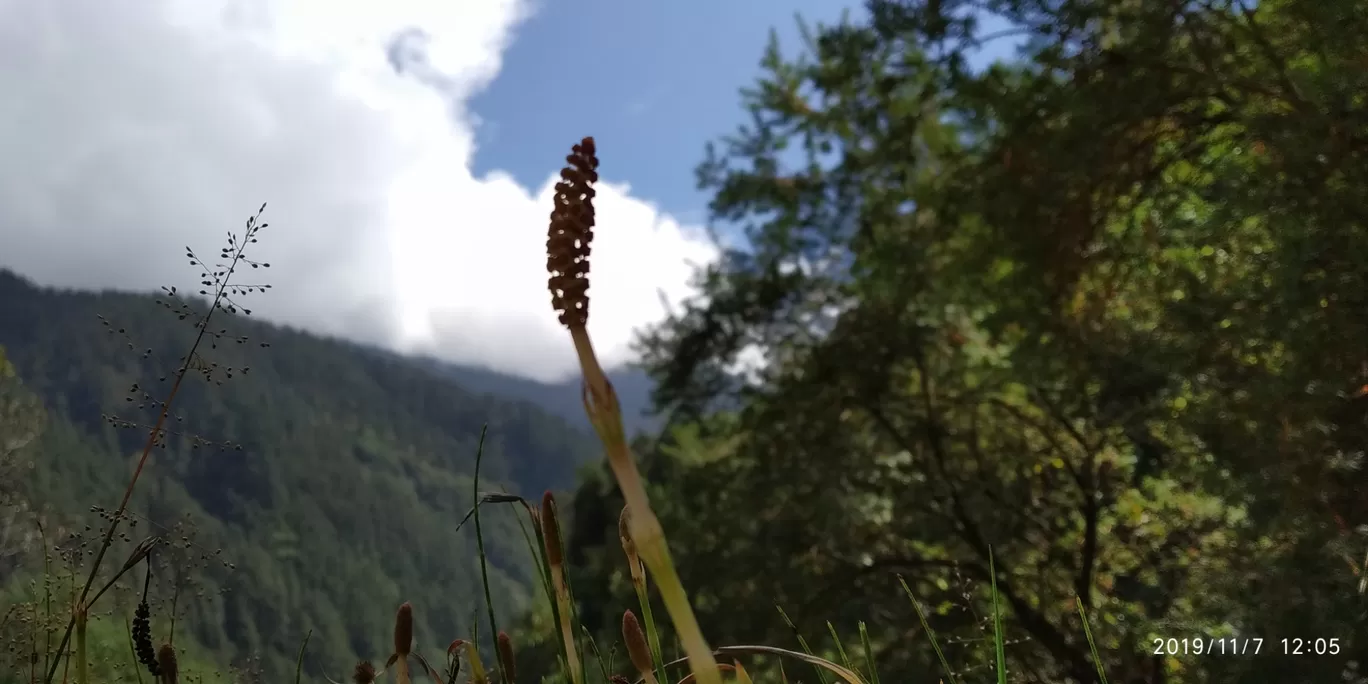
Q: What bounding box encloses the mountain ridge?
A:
[0,268,609,679]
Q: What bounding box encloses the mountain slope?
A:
[0,269,596,679]
[421,358,660,436]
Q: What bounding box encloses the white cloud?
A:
[0,0,718,382]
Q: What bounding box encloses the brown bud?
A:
[540,491,564,566]
[621,610,653,675]
[546,136,599,329]
[352,661,378,684]
[496,631,517,682]
[156,643,178,684]
[394,602,414,656]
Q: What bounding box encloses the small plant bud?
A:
[622,610,653,676]
[540,492,564,567]
[156,643,178,684]
[352,661,377,684]
[394,602,414,656]
[496,631,517,682]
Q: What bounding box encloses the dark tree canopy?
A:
[568,0,1368,682]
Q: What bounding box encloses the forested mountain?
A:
[0,269,597,680]
[4,0,1368,683]
[421,358,659,437]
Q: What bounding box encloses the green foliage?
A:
[5,1,1368,682]
[0,270,598,681]
[564,0,1368,682]
[0,345,44,582]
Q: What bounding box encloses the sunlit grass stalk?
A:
[545,136,720,684]
[464,640,489,684]
[539,492,583,684]
[732,660,755,684]
[620,507,667,684]
[74,604,88,684]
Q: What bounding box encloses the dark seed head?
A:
[546,137,599,329]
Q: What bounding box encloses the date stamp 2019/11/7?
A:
[1151,637,1264,657]
[1151,637,1343,657]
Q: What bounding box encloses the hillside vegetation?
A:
[0,268,596,680]
[4,0,1368,682]
[556,0,1368,682]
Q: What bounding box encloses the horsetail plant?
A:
[620,506,666,684]
[392,602,415,684]
[621,610,656,684]
[156,643,178,684]
[540,491,583,684]
[545,136,721,684]
[496,631,517,684]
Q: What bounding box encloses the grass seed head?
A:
[621,610,653,675]
[540,491,564,567]
[133,599,160,677]
[546,136,599,329]
[156,643,178,684]
[496,630,516,682]
[353,661,378,684]
[394,602,414,656]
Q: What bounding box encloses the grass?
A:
[0,138,1118,684]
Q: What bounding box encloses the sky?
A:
[0,0,1017,383]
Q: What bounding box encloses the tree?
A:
[562,1,1368,682]
[0,345,44,582]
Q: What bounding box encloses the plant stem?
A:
[569,326,721,684]
[74,605,88,684]
[45,231,250,684]
[470,426,506,684]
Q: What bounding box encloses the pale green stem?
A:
[74,605,88,684]
[550,563,583,684]
[570,327,722,684]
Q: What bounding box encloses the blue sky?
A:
[1,0,1022,382]
[469,0,857,224]
[469,1,1021,226]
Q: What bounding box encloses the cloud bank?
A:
[0,0,717,382]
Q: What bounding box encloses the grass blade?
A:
[825,622,854,673]
[858,622,881,684]
[294,629,312,684]
[1075,597,1110,684]
[897,576,960,684]
[776,606,828,684]
[469,426,507,684]
[989,549,1006,684]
